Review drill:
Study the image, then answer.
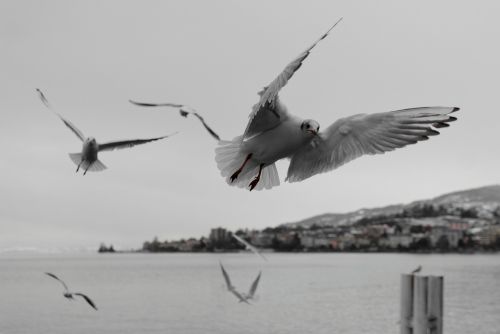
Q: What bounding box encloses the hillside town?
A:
[138,190,500,253]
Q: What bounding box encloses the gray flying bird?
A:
[45,272,98,310]
[129,100,221,141]
[215,18,459,191]
[232,234,268,262]
[220,262,261,304]
[37,89,176,175]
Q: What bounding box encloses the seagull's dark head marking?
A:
[301,119,320,136]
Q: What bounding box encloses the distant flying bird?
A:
[37,89,176,175]
[214,18,459,191]
[220,262,261,304]
[129,100,221,141]
[44,272,98,310]
[232,234,268,261]
[410,265,422,274]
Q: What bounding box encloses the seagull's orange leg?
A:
[249,164,264,191]
[230,154,252,182]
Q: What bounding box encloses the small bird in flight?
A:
[37,89,176,175]
[220,262,261,304]
[214,18,459,191]
[129,100,221,141]
[44,272,98,310]
[232,234,268,262]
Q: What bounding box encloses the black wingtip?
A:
[427,129,440,136]
[434,122,450,128]
[129,100,157,107]
[325,17,344,36]
[448,116,458,122]
[452,107,460,112]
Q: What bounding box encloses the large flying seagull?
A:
[214,18,459,191]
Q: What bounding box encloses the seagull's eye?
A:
[306,124,310,129]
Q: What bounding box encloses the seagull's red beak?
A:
[307,129,318,136]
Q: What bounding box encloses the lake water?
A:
[0,253,498,334]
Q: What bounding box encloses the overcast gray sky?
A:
[1,0,499,252]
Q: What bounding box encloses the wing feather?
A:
[243,18,343,140]
[74,293,98,310]
[57,116,86,142]
[129,100,221,141]
[98,133,176,152]
[36,89,86,142]
[128,100,184,108]
[232,234,268,261]
[44,272,69,292]
[219,262,233,290]
[247,271,262,298]
[286,107,459,182]
[191,112,221,141]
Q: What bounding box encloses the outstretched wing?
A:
[243,18,343,140]
[129,100,184,108]
[129,100,221,141]
[286,107,459,182]
[45,272,69,292]
[37,88,52,109]
[232,234,268,261]
[190,112,221,141]
[74,293,98,310]
[37,88,86,142]
[98,133,176,152]
[55,116,86,142]
[219,262,233,290]
[247,271,262,298]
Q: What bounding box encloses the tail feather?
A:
[215,137,280,191]
[69,153,82,166]
[87,159,107,172]
[215,136,247,178]
[68,153,107,173]
[259,163,280,190]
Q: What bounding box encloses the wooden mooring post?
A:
[400,274,443,334]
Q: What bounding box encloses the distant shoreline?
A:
[99,249,500,255]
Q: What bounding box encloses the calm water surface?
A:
[0,253,498,334]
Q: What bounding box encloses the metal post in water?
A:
[400,274,413,334]
[400,274,444,334]
[427,276,444,334]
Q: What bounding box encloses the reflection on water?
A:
[0,253,499,334]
